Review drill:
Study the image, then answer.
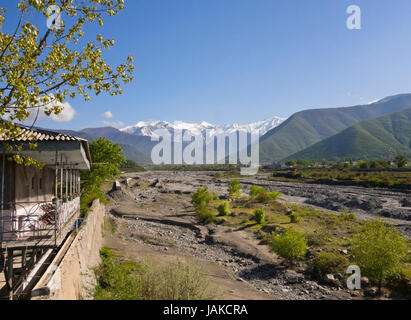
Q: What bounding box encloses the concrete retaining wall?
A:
[31,199,105,300]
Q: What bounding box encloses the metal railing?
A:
[0,196,80,249]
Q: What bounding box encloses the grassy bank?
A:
[94,247,216,300]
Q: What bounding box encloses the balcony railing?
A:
[0,196,80,249]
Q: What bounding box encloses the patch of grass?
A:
[103,217,116,237]
[94,248,216,300]
[305,231,332,247]
[290,213,301,224]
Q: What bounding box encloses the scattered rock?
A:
[150,179,160,187]
[365,287,378,296]
[324,274,339,286]
[361,277,370,287]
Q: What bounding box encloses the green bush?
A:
[249,185,281,203]
[217,201,230,216]
[271,229,307,264]
[94,248,214,300]
[197,207,216,224]
[228,179,241,200]
[253,208,266,225]
[310,252,349,280]
[351,219,408,292]
[290,213,301,224]
[191,187,212,211]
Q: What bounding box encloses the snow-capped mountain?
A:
[120,116,285,139]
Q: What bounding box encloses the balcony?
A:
[0,196,80,250]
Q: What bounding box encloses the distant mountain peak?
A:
[120,116,286,138]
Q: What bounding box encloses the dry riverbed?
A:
[103,171,411,300]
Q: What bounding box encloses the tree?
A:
[81,138,125,213]
[351,219,408,293]
[0,0,134,162]
[191,187,212,212]
[394,155,408,168]
[89,137,125,178]
[227,179,241,200]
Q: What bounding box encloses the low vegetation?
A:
[271,229,307,264]
[253,208,266,225]
[217,201,231,216]
[94,248,215,300]
[228,179,242,200]
[249,185,281,203]
[120,159,146,172]
[267,158,411,189]
[191,187,216,223]
[150,164,241,172]
[310,252,349,280]
[191,181,411,296]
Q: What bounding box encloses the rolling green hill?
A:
[259,94,411,162]
[286,108,411,161]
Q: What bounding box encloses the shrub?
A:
[191,187,212,211]
[310,252,349,280]
[253,208,266,225]
[271,229,307,264]
[217,201,230,216]
[290,213,301,224]
[249,185,281,203]
[351,219,408,292]
[197,207,216,224]
[228,179,241,200]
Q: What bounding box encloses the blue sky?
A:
[4,0,411,129]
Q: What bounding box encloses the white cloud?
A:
[102,111,113,119]
[49,102,76,122]
[3,99,76,124]
[102,120,125,128]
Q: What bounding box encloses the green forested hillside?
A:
[260,94,411,161]
[286,108,411,161]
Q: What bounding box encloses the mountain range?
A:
[120,117,285,139]
[58,117,286,165]
[55,93,411,166]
